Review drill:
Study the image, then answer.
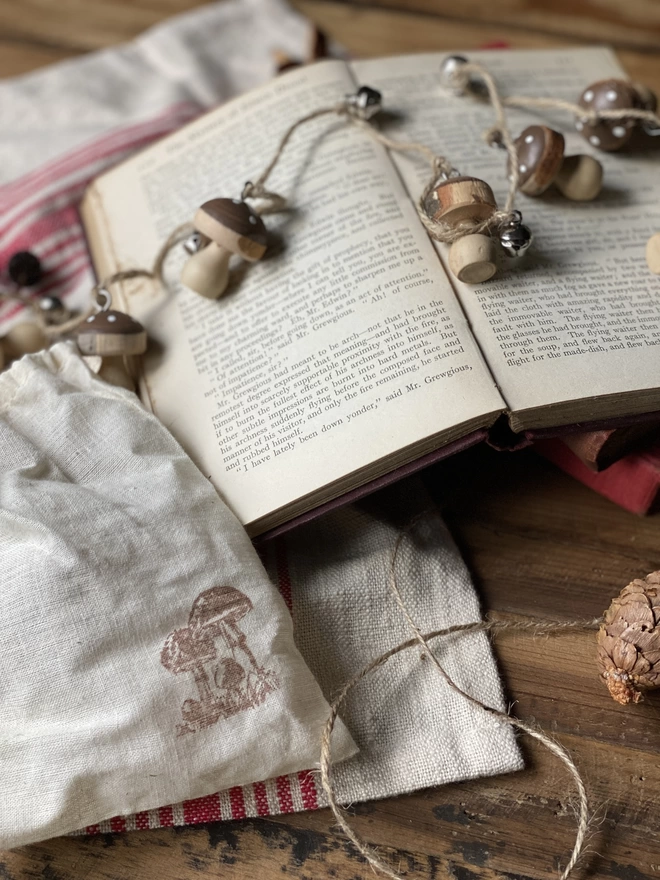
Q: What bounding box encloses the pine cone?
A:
[597,572,660,704]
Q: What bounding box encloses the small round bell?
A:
[37,295,69,323]
[440,55,469,94]
[183,231,210,256]
[345,86,382,120]
[500,218,533,257]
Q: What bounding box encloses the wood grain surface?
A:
[2,1,660,878]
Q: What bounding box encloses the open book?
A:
[81,47,660,537]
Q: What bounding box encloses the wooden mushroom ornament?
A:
[76,310,147,357]
[181,198,268,299]
[513,125,603,201]
[424,176,500,283]
[576,79,657,150]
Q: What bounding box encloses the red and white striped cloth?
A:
[0,101,201,329]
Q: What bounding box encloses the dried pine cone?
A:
[597,571,660,704]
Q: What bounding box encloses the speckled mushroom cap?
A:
[76,309,147,356]
[577,79,641,151]
[194,198,268,263]
[513,125,565,196]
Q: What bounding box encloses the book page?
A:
[83,60,504,532]
[353,48,660,429]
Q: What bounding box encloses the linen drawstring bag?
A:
[0,342,356,848]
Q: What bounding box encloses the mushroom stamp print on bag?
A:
[161,586,280,736]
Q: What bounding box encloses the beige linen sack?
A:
[0,343,355,848]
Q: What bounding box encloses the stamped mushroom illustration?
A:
[180,198,268,299]
[512,124,603,201]
[189,586,279,708]
[161,586,279,736]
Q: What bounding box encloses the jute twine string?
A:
[12,73,524,331]
[319,516,603,880]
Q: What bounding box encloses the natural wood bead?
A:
[76,310,147,356]
[448,234,498,284]
[97,356,137,392]
[3,322,47,358]
[646,233,660,275]
[425,176,497,227]
[553,154,603,201]
[181,241,230,299]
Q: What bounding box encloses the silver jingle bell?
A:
[500,222,533,258]
[440,55,469,94]
[642,119,660,137]
[346,85,382,120]
[38,294,69,323]
[183,231,210,256]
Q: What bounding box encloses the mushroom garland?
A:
[424,175,532,283]
[181,198,269,299]
[512,125,603,201]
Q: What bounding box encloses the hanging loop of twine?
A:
[319,516,603,880]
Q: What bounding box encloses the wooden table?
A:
[2,1,660,877]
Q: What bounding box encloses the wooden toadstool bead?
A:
[646,233,660,275]
[3,322,47,359]
[76,310,147,357]
[425,176,497,227]
[513,125,603,201]
[577,79,641,151]
[181,198,268,299]
[448,234,498,283]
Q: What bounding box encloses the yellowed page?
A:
[353,48,660,429]
[84,59,504,530]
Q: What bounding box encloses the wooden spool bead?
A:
[576,79,642,151]
[424,176,497,227]
[513,125,603,201]
[646,233,660,275]
[3,322,47,359]
[180,198,268,299]
[448,234,498,284]
[76,310,147,357]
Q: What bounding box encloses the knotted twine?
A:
[319,514,604,880]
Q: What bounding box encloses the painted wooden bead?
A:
[424,176,497,227]
[8,251,42,287]
[181,199,268,299]
[513,125,603,201]
[577,79,640,151]
[646,233,660,275]
[76,310,147,356]
[3,322,47,358]
[448,234,498,284]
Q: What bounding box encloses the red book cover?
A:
[535,439,660,515]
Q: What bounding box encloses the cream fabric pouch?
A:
[0,342,356,848]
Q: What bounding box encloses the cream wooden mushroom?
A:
[181,198,268,299]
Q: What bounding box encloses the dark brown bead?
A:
[577,79,640,151]
[8,251,42,287]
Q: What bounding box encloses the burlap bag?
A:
[0,342,356,848]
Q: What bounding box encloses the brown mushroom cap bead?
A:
[76,310,147,357]
[513,125,565,196]
[577,79,641,151]
[194,198,268,263]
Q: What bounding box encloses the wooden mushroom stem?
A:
[554,154,603,201]
[448,234,498,284]
[181,241,232,300]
